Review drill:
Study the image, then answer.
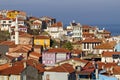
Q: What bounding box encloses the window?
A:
[3,21,6,23]
[9,21,11,23]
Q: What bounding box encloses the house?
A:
[6,10,26,20]
[0,18,12,31]
[71,49,83,58]
[6,44,32,60]
[12,18,25,26]
[46,22,64,39]
[34,35,50,49]
[82,38,102,54]
[28,51,42,61]
[43,63,76,80]
[93,41,117,54]
[82,32,95,39]
[97,29,111,38]
[42,48,71,66]
[101,51,120,63]
[10,32,33,45]
[33,45,43,54]
[30,19,42,30]
[55,57,88,69]
[40,16,56,29]
[71,21,82,41]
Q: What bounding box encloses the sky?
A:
[1,0,120,25]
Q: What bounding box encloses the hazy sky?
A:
[1,0,120,25]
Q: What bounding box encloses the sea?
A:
[90,24,120,36]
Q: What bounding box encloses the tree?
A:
[62,41,73,50]
[0,31,10,40]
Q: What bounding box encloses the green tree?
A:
[62,41,73,50]
[0,31,10,40]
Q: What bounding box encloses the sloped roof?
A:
[102,51,120,57]
[46,48,70,53]
[71,49,82,54]
[29,51,41,58]
[82,38,102,43]
[34,35,50,39]
[47,63,75,73]
[51,22,63,27]
[94,41,116,49]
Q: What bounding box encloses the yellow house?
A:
[6,10,19,19]
[34,35,50,49]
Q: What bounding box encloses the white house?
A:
[47,22,64,39]
[0,18,12,31]
[93,41,117,54]
[101,51,120,63]
[71,21,82,41]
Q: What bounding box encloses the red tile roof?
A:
[71,49,82,54]
[34,35,50,39]
[82,38,102,43]
[46,48,70,53]
[96,61,117,70]
[94,41,116,49]
[29,51,41,58]
[102,51,120,57]
[0,63,10,71]
[51,22,63,27]
[0,65,24,75]
[47,63,75,73]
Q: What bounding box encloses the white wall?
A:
[43,72,68,80]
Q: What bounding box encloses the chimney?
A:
[15,16,19,45]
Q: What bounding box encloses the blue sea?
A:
[90,24,120,36]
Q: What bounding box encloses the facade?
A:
[101,51,120,63]
[93,41,116,54]
[47,22,64,39]
[34,35,50,49]
[31,20,42,30]
[82,38,102,53]
[42,48,71,66]
[0,18,12,31]
[11,32,33,45]
[71,21,82,41]
[40,16,56,29]
[96,29,111,38]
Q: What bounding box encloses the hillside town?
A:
[0,9,120,80]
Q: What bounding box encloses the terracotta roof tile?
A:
[94,41,116,49]
[29,51,41,58]
[71,49,82,54]
[46,48,70,53]
[47,63,75,73]
[0,65,24,75]
[0,63,10,71]
[82,38,102,43]
[51,22,63,27]
[102,51,120,57]
[34,35,50,39]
